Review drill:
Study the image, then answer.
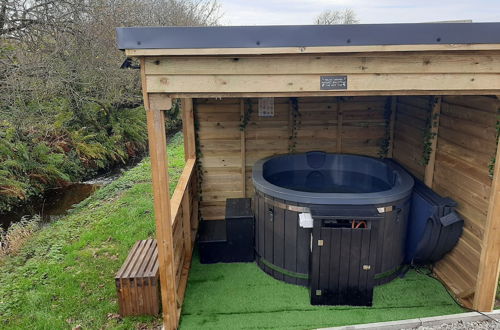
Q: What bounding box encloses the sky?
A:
[217,0,500,25]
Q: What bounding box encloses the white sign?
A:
[258,97,274,117]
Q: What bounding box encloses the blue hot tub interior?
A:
[262,151,396,195]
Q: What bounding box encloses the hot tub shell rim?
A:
[252,153,414,206]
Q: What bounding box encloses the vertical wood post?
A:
[181,98,196,160]
[424,96,442,188]
[387,96,397,158]
[473,140,500,311]
[141,58,178,330]
[336,98,342,153]
[181,191,192,257]
[181,98,196,258]
[240,99,246,197]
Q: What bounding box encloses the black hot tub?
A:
[252,152,414,292]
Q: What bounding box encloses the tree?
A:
[315,8,359,25]
[0,0,222,212]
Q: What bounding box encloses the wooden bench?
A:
[115,239,160,316]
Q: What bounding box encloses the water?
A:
[0,183,100,229]
[265,170,391,193]
[0,156,143,230]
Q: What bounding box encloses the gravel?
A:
[407,320,500,330]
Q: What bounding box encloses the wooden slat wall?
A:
[392,96,430,179]
[195,94,499,307]
[196,96,388,219]
[432,96,499,306]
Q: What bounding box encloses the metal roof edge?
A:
[116,23,500,50]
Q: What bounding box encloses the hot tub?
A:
[252,152,414,288]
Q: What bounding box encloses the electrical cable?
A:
[412,264,500,325]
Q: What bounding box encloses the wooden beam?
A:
[424,96,442,188]
[163,90,500,98]
[181,190,192,257]
[149,93,172,111]
[240,99,246,197]
[141,57,178,329]
[388,96,397,158]
[144,54,500,75]
[145,109,178,329]
[181,99,196,160]
[473,140,500,312]
[125,43,500,57]
[170,158,196,222]
[336,98,342,153]
[145,73,500,94]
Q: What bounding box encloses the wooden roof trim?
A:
[125,44,500,57]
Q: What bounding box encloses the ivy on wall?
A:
[239,99,253,131]
[378,98,393,158]
[489,108,500,178]
[420,96,440,166]
[193,100,204,201]
[288,97,301,153]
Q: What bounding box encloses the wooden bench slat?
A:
[129,239,154,278]
[115,241,141,279]
[126,240,150,278]
[144,241,159,277]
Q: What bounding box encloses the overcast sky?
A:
[217,0,500,25]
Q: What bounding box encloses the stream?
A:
[0,157,143,230]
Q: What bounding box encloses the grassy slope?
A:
[0,133,184,329]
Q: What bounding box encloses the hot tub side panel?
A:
[254,193,311,286]
[254,191,411,287]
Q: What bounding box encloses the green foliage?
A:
[378,98,393,158]
[0,99,153,213]
[420,97,439,166]
[488,109,500,178]
[288,97,301,153]
[0,134,185,329]
[239,99,253,131]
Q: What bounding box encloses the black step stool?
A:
[198,198,254,263]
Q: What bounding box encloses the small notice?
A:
[258,97,275,117]
[320,76,348,90]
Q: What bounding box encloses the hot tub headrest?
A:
[306,151,326,169]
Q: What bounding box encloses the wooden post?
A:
[141,58,178,330]
[240,99,246,197]
[181,99,195,262]
[181,98,196,160]
[336,98,342,153]
[387,96,397,158]
[424,96,442,188]
[473,140,500,312]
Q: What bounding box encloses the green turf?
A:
[180,254,464,330]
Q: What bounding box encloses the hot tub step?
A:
[198,198,255,264]
[198,220,228,264]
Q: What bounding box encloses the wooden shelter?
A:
[116,23,500,329]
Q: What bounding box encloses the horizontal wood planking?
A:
[165,90,500,99]
[127,44,500,57]
[433,96,498,300]
[144,54,500,75]
[146,73,500,94]
[196,97,387,219]
[392,96,429,180]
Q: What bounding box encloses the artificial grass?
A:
[180,254,464,330]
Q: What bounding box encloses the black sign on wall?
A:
[320,76,348,90]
